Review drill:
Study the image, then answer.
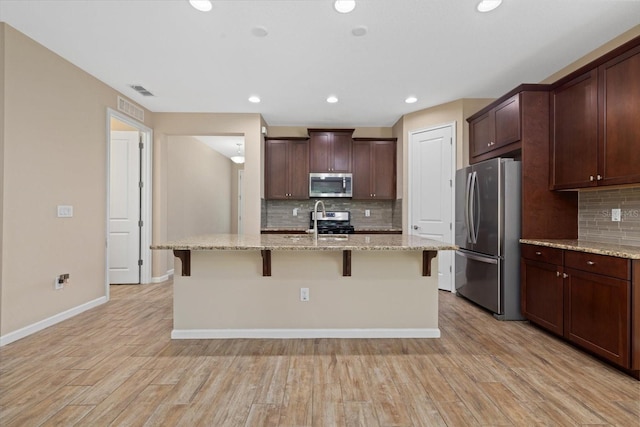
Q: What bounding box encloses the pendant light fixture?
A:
[230,143,245,164]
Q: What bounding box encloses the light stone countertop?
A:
[152,233,456,252]
[520,239,640,259]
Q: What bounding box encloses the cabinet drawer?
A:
[521,244,563,264]
[564,251,630,280]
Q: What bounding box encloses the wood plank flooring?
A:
[1,281,638,426]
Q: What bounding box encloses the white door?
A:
[109,130,141,284]
[409,124,455,291]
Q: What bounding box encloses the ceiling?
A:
[1,1,639,128]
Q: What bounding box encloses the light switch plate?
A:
[57,205,73,218]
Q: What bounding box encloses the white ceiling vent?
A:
[129,84,155,97]
[117,96,144,122]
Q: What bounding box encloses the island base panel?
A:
[173,250,439,338]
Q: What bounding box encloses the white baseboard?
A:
[150,269,174,284]
[0,296,108,347]
[171,328,441,339]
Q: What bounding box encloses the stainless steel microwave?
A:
[309,173,352,198]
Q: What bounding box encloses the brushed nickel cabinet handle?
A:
[556,271,561,277]
[589,175,595,181]
[535,251,542,256]
[563,273,569,278]
[587,261,595,265]
[597,174,603,180]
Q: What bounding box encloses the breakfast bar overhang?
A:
[152,234,456,340]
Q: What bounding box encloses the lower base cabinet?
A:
[521,244,636,375]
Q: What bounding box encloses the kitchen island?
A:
[152,234,456,339]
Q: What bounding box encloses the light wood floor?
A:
[1,281,638,426]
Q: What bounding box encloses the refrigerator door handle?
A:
[472,171,480,243]
[468,171,478,244]
[465,172,473,243]
[456,250,498,264]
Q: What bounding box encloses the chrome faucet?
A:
[307,200,327,241]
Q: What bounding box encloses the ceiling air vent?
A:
[129,84,155,97]
[117,96,144,122]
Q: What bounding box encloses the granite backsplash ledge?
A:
[262,199,402,231]
[579,187,640,247]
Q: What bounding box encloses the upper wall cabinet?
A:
[550,40,640,190]
[468,94,521,163]
[308,129,354,173]
[352,138,397,200]
[265,137,309,200]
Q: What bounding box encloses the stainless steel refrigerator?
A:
[455,157,523,320]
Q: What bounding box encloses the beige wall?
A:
[0,24,154,336]
[152,113,262,276]
[230,163,243,234]
[167,136,233,241]
[0,25,5,320]
[541,24,640,84]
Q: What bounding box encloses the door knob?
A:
[413,225,419,230]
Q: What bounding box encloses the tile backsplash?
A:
[263,199,402,230]
[578,187,640,247]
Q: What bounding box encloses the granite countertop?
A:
[520,239,640,259]
[260,228,403,233]
[152,233,457,252]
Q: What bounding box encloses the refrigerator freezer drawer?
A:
[455,250,501,314]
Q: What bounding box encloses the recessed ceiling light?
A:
[251,26,268,37]
[334,1,356,14]
[476,0,502,13]
[248,96,261,103]
[351,26,368,37]
[405,96,418,104]
[189,0,212,12]
[327,96,339,104]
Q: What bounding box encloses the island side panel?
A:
[173,250,439,337]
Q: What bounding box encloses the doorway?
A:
[408,123,456,291]
[106,110,152,293]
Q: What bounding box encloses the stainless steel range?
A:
[310,211,355,234]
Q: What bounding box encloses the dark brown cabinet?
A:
[308,129,354,173]
[521,245,564,336]
[264,137,309,200]
[352,138,396,200]
[551,41,640,189]
[550,70,598,189]
[469,94,521,162]
[521,244,636,372]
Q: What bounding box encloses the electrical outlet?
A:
[300,287,309,302]
[365,209,371,217]
[54,276,64,290]
[293,208,298,217]
[612,208,621,222]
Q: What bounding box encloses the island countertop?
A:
[152,233,457,252]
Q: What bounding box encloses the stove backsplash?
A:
[263,199,402,231]
[579,187,640,247]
